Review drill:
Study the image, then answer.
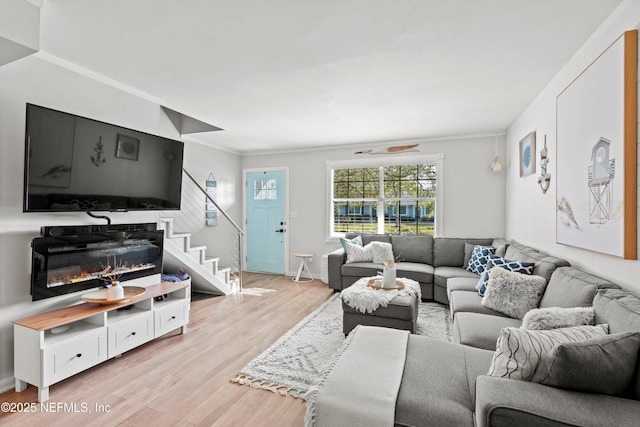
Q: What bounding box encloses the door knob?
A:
[275,229,285,233]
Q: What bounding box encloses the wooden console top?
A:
[14,281,190,331]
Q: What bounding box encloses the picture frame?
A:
[115,134,140,161]
[556,30,637,259]
[519,131,536,177]
[206,175,217,226]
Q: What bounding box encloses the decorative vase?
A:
[383,262,396,288]
[106,281,125,299]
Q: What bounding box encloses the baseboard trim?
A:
[0,376,15,394]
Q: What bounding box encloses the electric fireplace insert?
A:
[30,223,164,301]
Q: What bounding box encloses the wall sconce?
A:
[491,156,504,172]
[491,133,503,172]
[538,135,551,193]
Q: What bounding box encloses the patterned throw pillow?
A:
[340,235,363,250]
[487,324,609,381]
[466,245,496,274]
[475,255,536,296]
[344,241,373,264]
[481,268,547,319]
[370,241,395,264]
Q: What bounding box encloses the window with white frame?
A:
[327,155,443,238]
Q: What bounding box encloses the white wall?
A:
[506,0,640,294]
[0,55,242,391]
[242,135,507,277]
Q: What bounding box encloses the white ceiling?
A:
[37,0,623,154]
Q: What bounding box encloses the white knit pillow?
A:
[487,324,609,381]
[521,307,595,330]
[344,241,373,263]
[370,241,394,264]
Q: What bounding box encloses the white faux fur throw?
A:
[341,277,421,314]
[521,306,595,330]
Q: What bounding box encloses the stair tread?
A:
[202,257,219,264]
[188,246,206,252]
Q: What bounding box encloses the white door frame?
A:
[242,166,290,274]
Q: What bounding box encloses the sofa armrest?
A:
[476,375,640,427]
[327,248,346,291]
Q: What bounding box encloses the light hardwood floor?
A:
[0,273,334,427]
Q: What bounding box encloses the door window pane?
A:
[254,179,277,200]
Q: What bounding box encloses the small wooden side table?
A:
[293,253,314,283]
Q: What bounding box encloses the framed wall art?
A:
[115,134,140,161]
[556,30,637,259]
[519,131,536,177]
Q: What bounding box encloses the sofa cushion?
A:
[521,307,595,330]
[341,262,435,285]
[540,266,619,308]
[481,268,547,319]
[434,266,479,289]
[466,245,496,274]
[447,277,479,299]
[594,288,640,334]
[433,238,494,267]
[395,262,435,284]
[395,335,494,427]
[453,312,522,350]
[504,242,569,282]
[491,238,509,258]
[344,241,373,263]
[450,290,509,318]
[487,324,608,381]
[594,289,640,400]
[341,262,379,278]
[391,235,433,265]
[531,332,640,396]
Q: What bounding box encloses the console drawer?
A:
[43,327,107,386]
[154,302,186,337]
[108,312,153,357]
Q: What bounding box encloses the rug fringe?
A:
[230,374,301,399]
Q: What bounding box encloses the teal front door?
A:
[246,170,286,274]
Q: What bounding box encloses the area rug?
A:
[230,293,451,399]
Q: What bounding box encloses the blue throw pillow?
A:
[466,245,496,274]
[340,235,362,250]
[476,254,536,296]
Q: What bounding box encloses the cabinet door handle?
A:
[75,353,82,358]
[129,331,136,337]
[170,316,176,320]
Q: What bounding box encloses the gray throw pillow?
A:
[521,307,595,330]
[463,242,475,268]
[481,268,547,319]
[487,324,609,381]
[531,332,640,396]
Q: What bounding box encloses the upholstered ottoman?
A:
[342,294,419,335]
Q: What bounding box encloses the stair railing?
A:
[163,168,245,292]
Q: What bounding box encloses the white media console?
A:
[13,277,190,402]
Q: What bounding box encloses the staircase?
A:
[159,217,238,296]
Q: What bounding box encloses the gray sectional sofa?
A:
[311,236,640,427]
[327,233,507,303]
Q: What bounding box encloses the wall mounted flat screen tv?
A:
[24,103,184,212]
